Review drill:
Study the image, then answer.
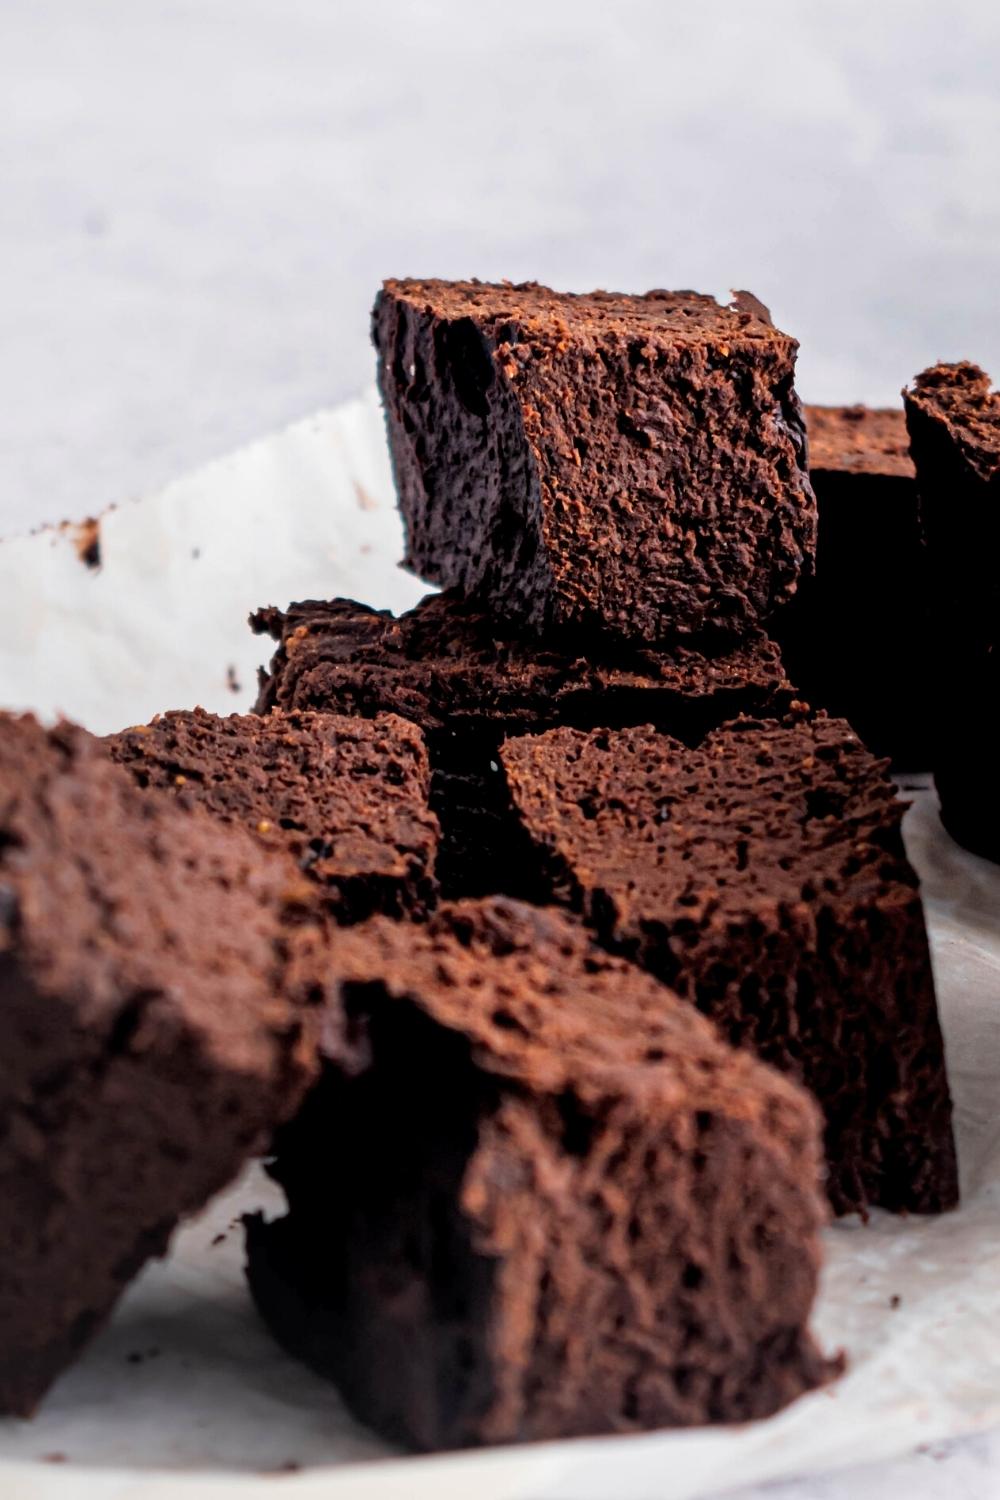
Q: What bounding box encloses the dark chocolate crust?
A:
[247,898,836,1451]
[374,280,816,640]
[0,713,326,1415]
[774,406,929,766]
[904,362,1000,861]
[107,707,439,923]
[251,593,795,897]
[500,715,958,1218]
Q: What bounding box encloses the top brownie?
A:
[374,280,816,641]
[107,707,439,923]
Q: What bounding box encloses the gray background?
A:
[3,0,1000,537]
[3,2,1000,1495]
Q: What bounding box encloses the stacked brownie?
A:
[252,594,795,896]
[374,280,816,640]
[773,404,930,766]
[904,362,1000,863]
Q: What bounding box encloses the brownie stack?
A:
[239,279,958,1451]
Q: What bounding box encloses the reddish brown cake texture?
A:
[904,362,1000,863]
[251,592,795,897]
[246,897,838,1452]
[0,713,328,1416]
[107,707,439,922]
[773,405,928,766]
[374,279,816,642]
[500,714,958,1218]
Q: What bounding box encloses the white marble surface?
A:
[3,3,1000,1496]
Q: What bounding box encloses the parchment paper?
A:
[1,391,999,1500]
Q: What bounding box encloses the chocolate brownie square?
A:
[904,362,1000,861]
[0,713,327,1415]
[374,280,816,640]
[246,898,837,1451]
[252,592,795,897]
[500,714,957,1217]
[108,707,439,922]
[773,405,929,766]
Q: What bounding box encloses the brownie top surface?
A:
[501,714,914,927]
[0,712,319,1075]
[107,706,438,886]
[326,896,815,1133]
[805,404,914,479]
[905,362,1000,482]
[252,593,790,732]
[381,278,789,347]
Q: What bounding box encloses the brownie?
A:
[246,897,837,1451]
[500,715,957,1217]
[374,279,816,640]
[773,405,930,766]
[904,362,1000,862]
[107,707,439,923]
[0,713,328,1416]
[252,592,795,897]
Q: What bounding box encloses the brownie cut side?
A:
[500,715,957,1218]
[904,362,1000,862]
[251,592,795,898]
[0,713,328,1415]
[374,279,816,641]
[107,707,439,922]
[773,405,930,766]
[246,898,837,1452]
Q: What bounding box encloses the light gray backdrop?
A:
[2,0,999,537]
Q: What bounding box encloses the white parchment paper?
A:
[1,392,999,1500]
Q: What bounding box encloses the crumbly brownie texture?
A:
[774,405,929,766]
[246,898,836,1452]
[904,363,1000,861]
[107,707,439,922]
[0,714,327,1416]
[500,715,957,1217]
[252,592,794,897]
[374,279,816,640]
